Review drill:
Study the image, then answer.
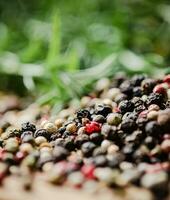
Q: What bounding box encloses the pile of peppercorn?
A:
[0,74,170,199]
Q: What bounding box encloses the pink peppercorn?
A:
[81,164,95,179]
[153,84,167,95]
[163,74,170,83]
[85,122,101,134]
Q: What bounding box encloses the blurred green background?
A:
[0,0,170,109]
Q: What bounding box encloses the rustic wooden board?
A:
[0,175,154,200]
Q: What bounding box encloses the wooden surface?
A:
[0,175,154,200]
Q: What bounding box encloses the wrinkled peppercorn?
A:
[21,122,36,133]
[118,100,134,114]
[95,104,112,117]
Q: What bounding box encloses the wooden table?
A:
[0,175,154,200]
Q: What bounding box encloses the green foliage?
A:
[0,0,169,113]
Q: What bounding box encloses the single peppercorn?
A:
[93,155,107,167]
[76,109,91,120]
[121,118,137,133]
[21,122,36,133]
[120,80,133,96]
[89,132,103,145]
[95,104,112,117]
[34,129,51,141]
[146,93,164,107]
[131,74,146,86]
[53,146,69,162]
[141,78,157,94]
[118,100,134,114]
[145,121,162,136]
[81,142,96,157]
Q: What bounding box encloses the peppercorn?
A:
[107,153,125,168]
[145,121,162,136]
[34,129,51,141]
[93,147,106,157]
[106,88,121,100]
[76,109,91,120]
[21,131,33,140]
[141,78,157,94]
[43,122,57,133]
[22,135,35,145]
[93,155,107,167]
[89,132,103,145]
[146,93,164,107]
[21,122,36,133]
[107,144,119,155]
[81,142,96,157]
[144,136,156,149]
[92,115,105,123]
[81,164,95,179]
[35,136,47,145]
[118,100,134,114]
[106,113,122,126]
[74,134,89,148]
[53,146,69,162]
[121,118,137,133]
[120,80,133,96]
[63,136,75,151]
[54,118,64,129]
[85,121,101,134]
[94,104,112,117]
[66,123,77,134]
[131,75,146,86]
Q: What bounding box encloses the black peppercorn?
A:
[131,75,146,86]
[21,122,36,133]
[121,119,137,133]
[144,136,156,149]
[141,78,157,94]
[95,104,112,117]
[120,80,133,97]
[133,87,143,97]
[93,155,107,167]
[76,109,91,120]
[63,136,75,151]
[81,142,96,157]
[145,121,162,136]
[146,93,164,107]
[89,132,103,145]
[118,100,134,114]
[53,146,69,162]
[34,129,51,140]
[74,134,89,148]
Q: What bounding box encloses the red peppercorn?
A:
[163,74,170,83]
[85,121,101,134]
[81,164,95,179]
[153,84,167,95]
